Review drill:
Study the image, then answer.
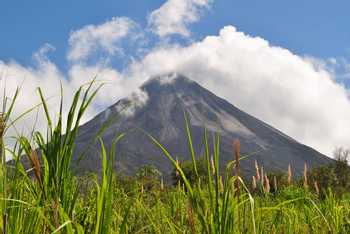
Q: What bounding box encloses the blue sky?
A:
[1,0,350,156]
[1,0,350,75]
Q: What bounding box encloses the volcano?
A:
[73,73,332,180]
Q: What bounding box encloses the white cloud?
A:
[67,17,138,62]
[2,10,350,158]
[114,89,149,118]
[0,44,146,143]
[33,43,56,64]
[305,56,350,82]
[148,0,212,37]
[0,49,71,142]
[127,26,350,156]
[68,63,147,112]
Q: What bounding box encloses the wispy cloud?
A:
[67,17,138,62]
[148,0,212,37]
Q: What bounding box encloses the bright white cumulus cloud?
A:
[128,26,350,155]
[148,0,212,37]
[0,43,145,140]
[0,50,73,143]
[1,0,350,157]
[68,17,138,62]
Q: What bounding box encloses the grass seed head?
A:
[187,202,196,234]
[234,139,241,163]
[30,150,42,184]
[219,175,224,193]
[314,181,320,196]
[303,163,308,190]
[0,113,5,159]
[51,200,59,228]
[233,139,240,176]
[260,166,264,185]
[273,176,278,192]
[210,156,215,175]
[175,158,180,176]
[252,176,257,190]
[288,164,292,185]
[255,160,260,182]
[0,113,4,141]
[264,174,270,193]
[233,139,241,197]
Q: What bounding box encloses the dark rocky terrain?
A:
[73,73,332,180]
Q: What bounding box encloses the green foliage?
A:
[172,157,208,186]
[1,85,350,233]
[309,158,350,197]
[94,136,126,234]
[136,165,162,192]
[267,171,289,190]
[149,113,257,234]
[136,165,162,181]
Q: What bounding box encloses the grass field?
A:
[1,84,349,233]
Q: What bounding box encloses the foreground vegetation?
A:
[1,84,350,233]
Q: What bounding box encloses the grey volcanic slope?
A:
[73,74,332,179]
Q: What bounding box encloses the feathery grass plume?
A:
[260,166,264,185]
[29,150,42,185]
[252,176,257,190]
[0,113,4,140]
[303,163,308,190]
[314,181,320,196]
[0,112,5,234]
[0,112,3,142]
[264,174,270,193]
[273,176,277,192]
[177,181,181,191]
[0,113,4,161]
[175,158,180,177]
[233,139,242,232]
[233,139,241,197]
[210,156,215,175]
[51,200,59,228]
[219,175,224,193]
[255,160,260,182]
[288,164,292,186]
[160,177,164,190]
[187,202,196,234]
[0,113,4,174]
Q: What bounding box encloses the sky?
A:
[1,0,350,156]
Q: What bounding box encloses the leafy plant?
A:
[0,83,350,234]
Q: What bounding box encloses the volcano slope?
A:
[73,73,332,180]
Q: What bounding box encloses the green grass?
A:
[0,84,350,233]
